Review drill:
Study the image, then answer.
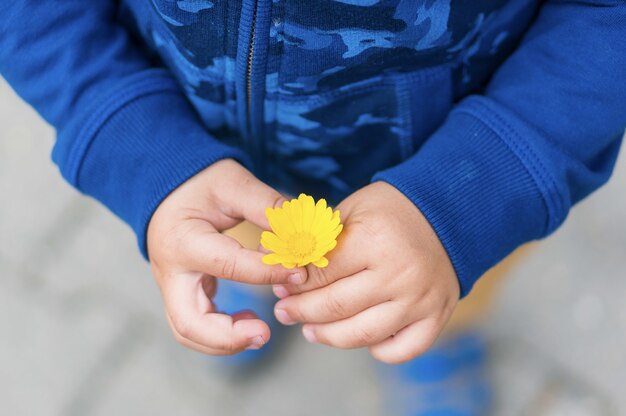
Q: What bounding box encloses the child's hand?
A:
[147,159,308,356]
[272,182,459,364]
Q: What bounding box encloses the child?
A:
[1,0,625,413]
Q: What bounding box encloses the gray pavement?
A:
[1,78,625,415]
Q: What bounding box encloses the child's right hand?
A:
[147,159,308,356]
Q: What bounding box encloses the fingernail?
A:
[303,325,318,344]
[288,273,304,285]
[246,335,265,350]
[275,308,295,325]
[272,285,289,299]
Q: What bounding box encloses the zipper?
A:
[246,4,257,124]
[237,0,270,175]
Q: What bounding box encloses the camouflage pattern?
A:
[120,0,540,202]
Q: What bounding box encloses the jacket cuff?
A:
[52,69,250,258]
[373,96,566,297]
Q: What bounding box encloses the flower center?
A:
[287,232,316,258]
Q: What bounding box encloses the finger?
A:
[181,227,307,285]
[231,310,258,321]
[163,272,271,355]
[274,270,387,325]
[166,310,266,355]
[219,171,287,230]
[301,301,411,349]
[274,225,370,296]
[165,311,234,355]
[368,317,444,364]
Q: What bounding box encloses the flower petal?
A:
[266,207,293,237]
[262,253,284,265]
[312,257,329,268]
[301,194,315,232]
[281,200,298,233]
[311,199,328,233]
[289,197,304,233]
[325,215,341,231]
[261,231,288,251]
[316,198,327,212]
[310,241,337,261]
[316,224,343,246]
[317,239,337,253]
[324,207,333,222]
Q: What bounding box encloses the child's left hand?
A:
[272,182,460,364]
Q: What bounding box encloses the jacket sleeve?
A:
[0,2,249,258]
[373,0,626,297]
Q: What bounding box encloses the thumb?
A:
[179,219,308,285]
[220,168,287,230]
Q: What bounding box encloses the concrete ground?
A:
[1,78,625,416]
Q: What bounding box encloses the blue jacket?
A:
[1,1,625,296]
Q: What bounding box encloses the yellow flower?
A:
[261,194,343,268]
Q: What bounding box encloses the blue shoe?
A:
[377,331,492,416]
[211,279,284,371]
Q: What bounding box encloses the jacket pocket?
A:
[394,66,453,156]
[269,66,453,201]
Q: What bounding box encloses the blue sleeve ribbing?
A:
[0,2,249,258]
